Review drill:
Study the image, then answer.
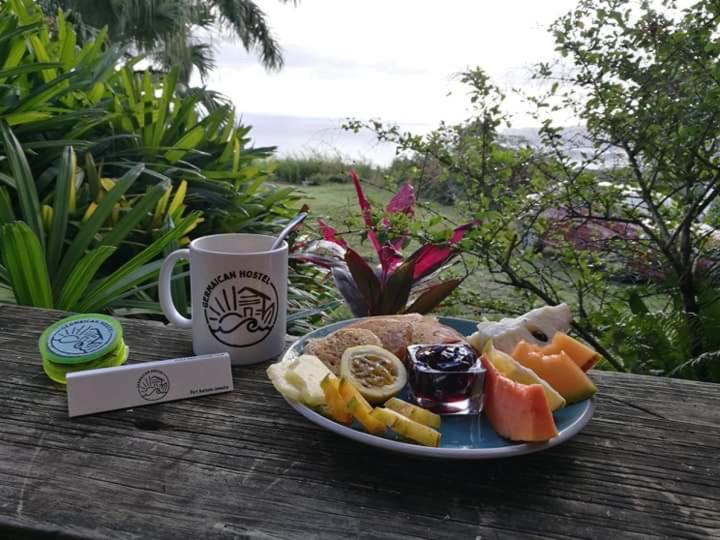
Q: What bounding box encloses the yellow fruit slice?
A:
[339,378,386,435]
[320,374,352,424]
[266,358,302,402]
[384,397,442,429]
[284,354,331,407]
[340,345,407,404]
[482,340,566,411]
[371,408,441,447]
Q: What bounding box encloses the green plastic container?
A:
[39,314,128,384]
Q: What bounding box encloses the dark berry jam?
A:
[407,344,485,415]
[413,344,477,371]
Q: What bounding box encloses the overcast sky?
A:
[199,0,580,128]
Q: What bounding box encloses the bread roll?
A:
[304,328,382,374]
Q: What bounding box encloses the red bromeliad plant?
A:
[296,171,476,317]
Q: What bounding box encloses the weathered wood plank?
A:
[0,304,718,539]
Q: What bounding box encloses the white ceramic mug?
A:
[159,234,288,365]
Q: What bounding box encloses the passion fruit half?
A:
[340,345,407,404]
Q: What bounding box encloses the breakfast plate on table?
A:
[273,316,596,460]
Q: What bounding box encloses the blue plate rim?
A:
[279,316,595,460]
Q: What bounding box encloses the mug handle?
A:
[159,249,192,329]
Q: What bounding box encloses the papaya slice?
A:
[481,353,558,442]
[512,341,597,404]
[542,332,600,371]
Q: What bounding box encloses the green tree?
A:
[350,0,720,380]
[534,0,720,361]
[39,0,295,82]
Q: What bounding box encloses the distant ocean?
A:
[240,113,433,166]
[240,114,619,169]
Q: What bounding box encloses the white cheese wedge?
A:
[266,357,302,402]
[469,303,572,354]
[284,354,331,407]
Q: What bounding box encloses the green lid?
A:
[42,344,129,384]
[39,314,123,365]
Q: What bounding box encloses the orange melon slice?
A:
[480,353,558,442]
[512,341,597,404]
[543,332,600,371]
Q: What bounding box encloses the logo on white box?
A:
[137,370,170,401]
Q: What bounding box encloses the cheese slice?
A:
[284,354,331,406]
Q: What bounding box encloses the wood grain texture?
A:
[0,304,718,539]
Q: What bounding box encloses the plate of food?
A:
[267,305,598,459]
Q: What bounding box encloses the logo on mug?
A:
[202,270,278,347]
[137,369,170,401]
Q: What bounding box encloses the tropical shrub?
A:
[0,122,201,312]
[297,171,476,317]
[0,0,333,325]
[0,0,295,237]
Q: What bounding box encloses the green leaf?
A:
[84,152,101,202]
[151,69,178,148]
[378,259,415,315]
[345,248,382,314]
[404,279,462,315]
[55,163,144,286]
[0,222,53,307]
[0,187,15,224]
[0,121,44,250]
[57,246,116,311]
[165,125,205,163]
[5,111,52,126]
[99,182,168,248]
[0,62,62,79]
[628,291,650,315]
[47,146,75,274]
[78,212,200,311]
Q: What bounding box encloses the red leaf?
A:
[378,258,415,315]
[317,218,348,248]
[410,221,477,281]
[404,279,462,314]
[331,266,369,317]
[385,183,415,216]
[350,170,381,254]
[345,248,382,313]
[378,243,404,281]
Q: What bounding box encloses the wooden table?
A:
[0,305,718,539]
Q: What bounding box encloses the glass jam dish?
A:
[406,343,485,415]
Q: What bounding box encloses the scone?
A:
[304,327,382,374]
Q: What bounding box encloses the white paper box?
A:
[66,353,233,417]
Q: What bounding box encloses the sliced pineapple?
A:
[284,354,331,407]
[320,374,352,424]
[266,358,302,402]
[370,407,441,447]
[339,378,386,435]
[384,397,442,429]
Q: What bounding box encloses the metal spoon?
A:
[271,212,308,250]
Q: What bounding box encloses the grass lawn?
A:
[278,180,465,225]
[275,180,634,322]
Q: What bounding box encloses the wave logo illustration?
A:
[203,278,278,348]
[49,320,114,356]
[137,370,170,401]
